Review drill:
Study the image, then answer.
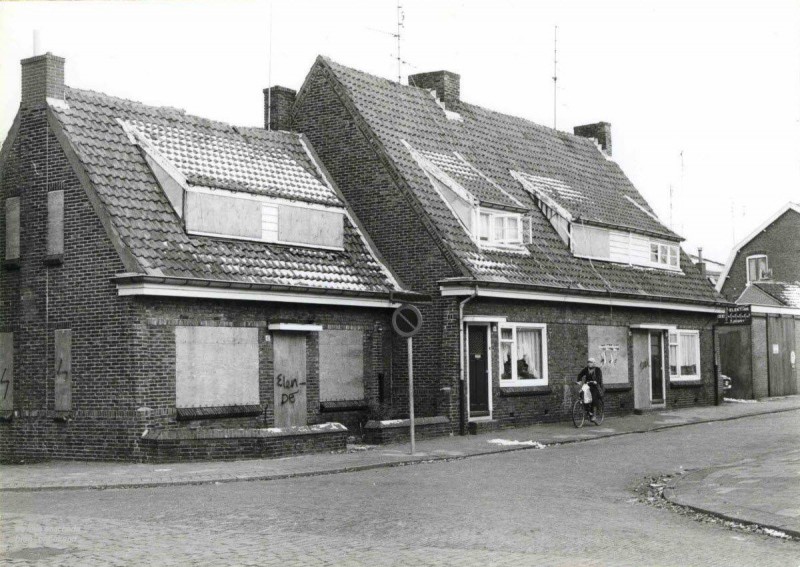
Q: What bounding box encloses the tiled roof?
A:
[753,282,800,309]
[316,57,723,305]
[49,87,402,294]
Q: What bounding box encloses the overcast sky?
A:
[1,0,798,263]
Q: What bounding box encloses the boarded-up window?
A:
[0,333,13,411]
[47,190,64,258]
[572,224,610,259]
[588,326,628,384]
[319,330,364,402]
[185,190,344,249]
[5,197,20,262]
[54,329,72,411]
[175,326,259,408]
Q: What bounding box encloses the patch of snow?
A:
[762,528,791,539]
[724,398,760,404]
[487,439,545,449]
[380,419,408,426]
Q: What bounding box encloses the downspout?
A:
[458,286,478,435]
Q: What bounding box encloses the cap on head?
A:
[588,358,596,364]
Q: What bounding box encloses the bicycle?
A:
[572,384,604,428]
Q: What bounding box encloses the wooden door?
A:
[632,331,651,410]
[273,333,307,428]
[650,332,665,404]
[468,325,489,417]
[768,317,797,396]
[718,326,753,399]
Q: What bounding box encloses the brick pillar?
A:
[263,86,297,131]
[21,52,65,109]
[574,122,612,156]
[408,71,460,108]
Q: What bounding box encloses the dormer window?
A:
[746,255,769,282]
[651,243,679,268]
[478,209,522,247]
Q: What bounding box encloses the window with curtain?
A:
[499,324,547,385]
[669,330,700,381]
[746,255,769,282]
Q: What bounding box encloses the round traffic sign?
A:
[392,304,423,338]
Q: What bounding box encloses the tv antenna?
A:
[396,1,404,83]
[267,1,274,131]
[552,25,558,130]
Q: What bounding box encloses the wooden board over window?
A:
[5,197,20,261]
[588,326,628,384]
[319,330,365,402]
[0,333,13,411]
[175,326,259,408]
[54,329,72,411]
[47,190,64,257]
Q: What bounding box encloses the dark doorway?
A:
[650,332,664,403]
[468,325,489,417]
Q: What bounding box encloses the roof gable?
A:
[47,86,403,295]
[310,57,722,306]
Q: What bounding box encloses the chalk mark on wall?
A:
[276,373,307,405]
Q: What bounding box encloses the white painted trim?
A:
[624,195,663,224]
[465,323,493,421]
[668,329,701,382]
[630,323,678,331]
[510,170,574,222]
[117,282,401,308]
[744,254,769,284]
[453,152,526,209]
[463,315,508,323]
[439,286,725,314]
[188,185,345,213]
[715,202,800,292]
[267,323,324,332]
[497,322,549,387]
[751,304,800,316]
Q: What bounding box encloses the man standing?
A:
[577,357,604,423]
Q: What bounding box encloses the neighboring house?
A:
[687,249,724,286]
[715,202,800,399]
[280,57,729,435]
[0,54,424,462]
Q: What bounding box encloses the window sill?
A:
[499,385,552,397]
[176,405,263,420]
[669,380,703,388]
[602,383,632,392]
[44,254,63,266]
[3,258,20,270]
[320,400,368,412]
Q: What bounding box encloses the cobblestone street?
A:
[2,411,799,566]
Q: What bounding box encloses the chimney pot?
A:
[263,86,296,131]
[574,122,612,156]
[408,70,460,108]
[20,52,65,109]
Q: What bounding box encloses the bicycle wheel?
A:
[572,399,585,428]
[594,399,604,425]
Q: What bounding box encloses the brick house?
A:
[0,53,425,462]
[715,202,800,398]
[279,57,729,434]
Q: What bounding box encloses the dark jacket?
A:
[577,366,604,398]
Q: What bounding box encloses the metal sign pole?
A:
[408,335,415,455]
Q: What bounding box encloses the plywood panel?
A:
[0,333,13,411]
[588,325,628,384]
[175,326,259,408]
[273,333,308,428]
[185,191,261,239]
[319,330,365,402]
[278,204,344,249]
[572,224,610,259]
[768,317,796,396]
[632,331,650,410]
[54,329,72,411]
[47,190,64,256]
[608,230,630,263]
[5,197,20,260]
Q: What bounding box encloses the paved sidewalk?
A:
[1,395,799,493]
[665,447,800,538]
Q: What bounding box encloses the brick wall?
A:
[0,106,140,462]
[720,209,800,301]
[293,66,463,420]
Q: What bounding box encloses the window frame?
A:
[650,242,679,268]
[745,254,769,283]
[475,207,523,248]
[668,329,701,382]
[498,323,548,387]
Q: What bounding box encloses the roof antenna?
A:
[552,25,558,130]
[267,1,273,131]
[669,183,674,228]
[33,30,41,56]
[396,1,404,83]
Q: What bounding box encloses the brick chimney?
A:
[21,52,65,109]
[574,122,612,156]
[263,86,296,131]
[408,70,460,108]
